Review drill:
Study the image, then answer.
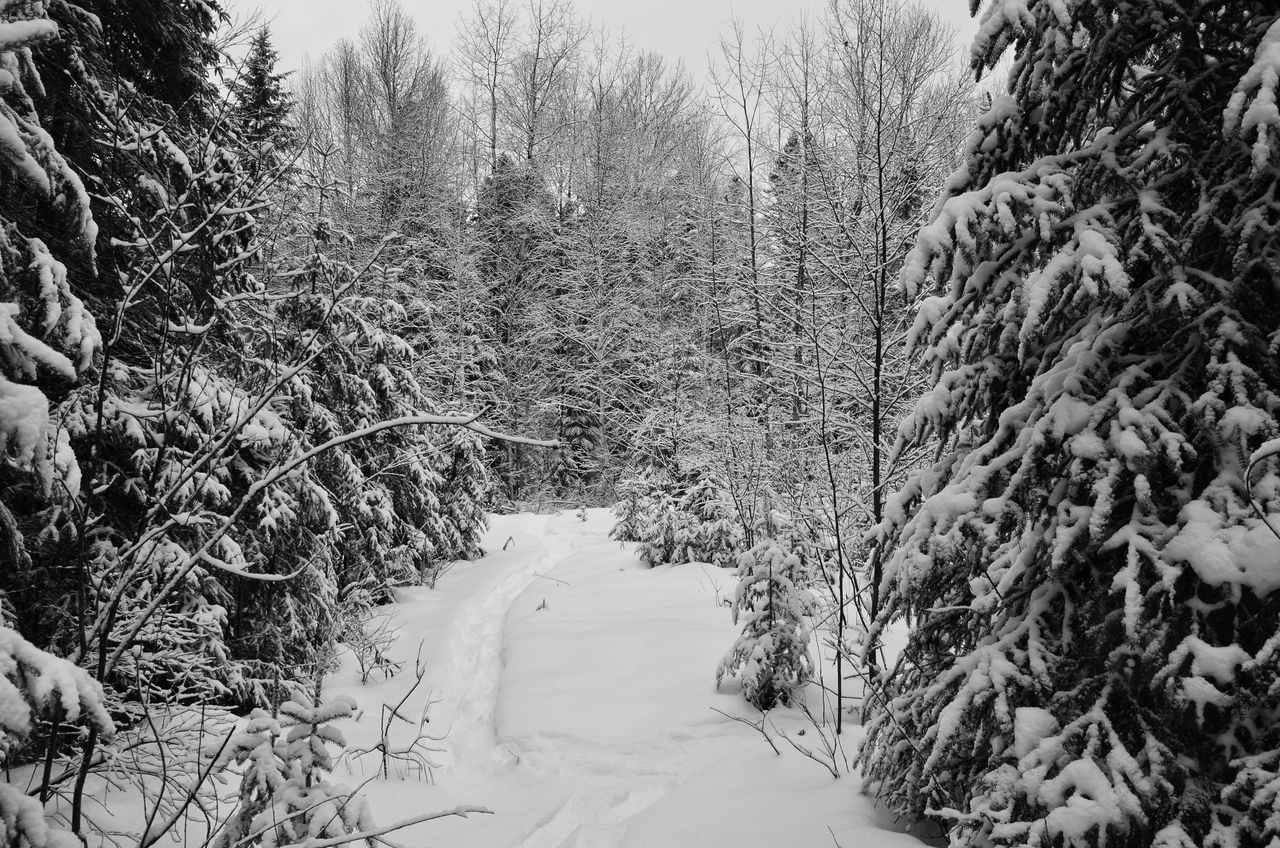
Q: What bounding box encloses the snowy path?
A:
[327,510,929,848]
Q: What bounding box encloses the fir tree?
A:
[473,153,557,498]
[859,5,1280,847]
[213,695,373,848]
[611,474,659,544]
[232,27,296,164]
[0,2,99,507]
[0,628,114,848]
[636,484,685,567]
[674,468,742,568]
[551,393,601,492]
[716,537,815,711]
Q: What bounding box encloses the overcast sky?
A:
[226,0,980,78]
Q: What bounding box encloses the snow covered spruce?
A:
[857,4,1280,848]
[716,538,817,711]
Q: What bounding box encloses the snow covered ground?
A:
[323,509,934,848]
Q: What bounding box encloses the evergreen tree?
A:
[551,392,602,491]
[0,3,99,509]
[611,474,660,544]
[0,628,114,848]
[213,695,373,848]
[473,153,558,498]
[859,5,1280,847]
[232,28,295,162]
[636,484,685,567]
[716,537,815,711]
[434,426,492,562]
[674,468,742,568]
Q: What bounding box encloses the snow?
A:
[1183,636,1251,685]
[0,625,114,739]
[0,376,50,477]
[0,18,57,54]
[1224,19,1280,172]
[1163,500,1280,596]
[1038,759,1126,845]
[1013,707,1058,760]
[312,510,924,848]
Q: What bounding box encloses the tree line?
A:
[4,0,1279,846]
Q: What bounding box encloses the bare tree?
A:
[507,0,587,165]
[359,0,455,229]
[710,18,774,436]
[455,0,520,172]
[817,0,971,633]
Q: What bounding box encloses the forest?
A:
[1,0,1279,846]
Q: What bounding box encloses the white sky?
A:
[227,0,980,79]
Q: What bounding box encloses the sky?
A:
[225,0,981,79]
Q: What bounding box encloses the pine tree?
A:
[858,5,1280,847]
[213,695,373,848]
[636,484,684,567]
[0,628,114,848]
[551,394,601,492]
[232,28,295,165]
[674,468,742,568]
[434,426,492,562]
[716,537,815,711]
[0,2,100,508]
[473,153,558,498]
[611,474,659,543]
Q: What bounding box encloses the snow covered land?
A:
[324,510,923,848]
[6,1,1280,846]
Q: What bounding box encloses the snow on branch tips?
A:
[1225,19,1280,172]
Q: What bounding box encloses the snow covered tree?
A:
[0,0,100,555]
[636,483,685,567]
[858,4,1280,847]
[0,628,114,848]
[611,474,658,543]
[820,0,969,622]
[434,426,492,562]
[674,468,743,568]
[551,387,602,492]
[710,21,773,431]
[716,537,815,711]
[213,695,373,848]
[619,465,745,567]
[473,152,558,498]
[455,0,520,174]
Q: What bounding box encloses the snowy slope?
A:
[324,509,931,848]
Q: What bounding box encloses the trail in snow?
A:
[326,510,932,848]
[435,514,571,775]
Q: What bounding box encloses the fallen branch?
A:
[710,707,780,756]
[286,805,494,848]
[531,572,569,586]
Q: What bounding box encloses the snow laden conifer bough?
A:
[857,3,1280,847]
[0,2,548,843]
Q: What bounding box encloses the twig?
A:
[280,806,494,848]
[531,572,569,586]
[710,707,780,755]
